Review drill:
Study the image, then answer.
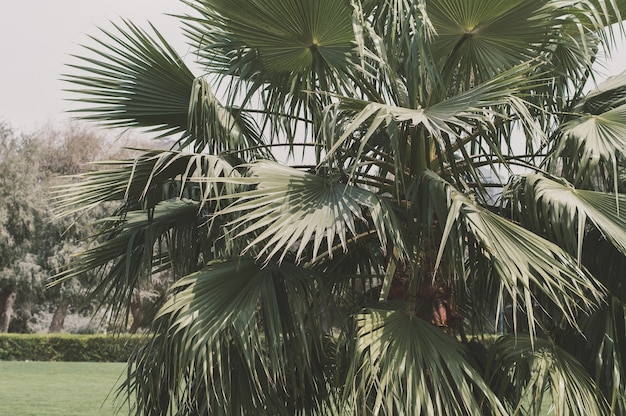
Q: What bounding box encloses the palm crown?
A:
[57,0,626,414]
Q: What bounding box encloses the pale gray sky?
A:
[0,1,625,134]
[0,0,193,132]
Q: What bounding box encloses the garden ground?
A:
[0,361,126,415]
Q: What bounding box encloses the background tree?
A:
[0,122,160,333]
[35,124,110,333]
[58,0,626,414]
[0,124,47,332]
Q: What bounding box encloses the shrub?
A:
[0,333,146,361]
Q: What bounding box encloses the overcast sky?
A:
[0,0,193,133]
[1,1,626,134]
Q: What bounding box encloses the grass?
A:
[0,359,556,415]
[0,361,128,416]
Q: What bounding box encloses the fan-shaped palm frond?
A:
[555,103,626,186]
[549,72,626,187]
[581,72,626,114]
[216,161,406,264]
[125,257,331,415]
[64,20,264,154]
[348,306,506,415]
[185,0,355,74]
[428,0,552,82]
[487,335,609,416]
[63,20,194,137]
[428,0,616,91]
[181,0,357,138]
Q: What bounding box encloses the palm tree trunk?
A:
[0,289,17,333]
[48,299,70,333]
[388,258,460,333]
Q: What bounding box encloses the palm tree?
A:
[56,0,626,414]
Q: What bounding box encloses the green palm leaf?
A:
[64,20,265,154]
[132,258,330,414]
[419,171,604,336]
[186,0,354,74]
[557,104,626,184]
[53,150,238,216]
[487,335,609,416]
[348,306,506,415]
[581,72,626,114]
[428,0,551,81]
[217,161,406,264]
[553,74,626,185]
[51,198,200,324]
[186,77,268,156]
[63,20,194,137]
[428,0,618,89]
[577,298,626,414]
[326,62,540,175]
[511,174,626,262]
[181,0,357,140]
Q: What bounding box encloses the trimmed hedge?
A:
[0,334,147,362]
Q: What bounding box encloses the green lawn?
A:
[0,361,128,416]
[0,360,555,415]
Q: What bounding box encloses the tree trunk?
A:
[388,258,460,333]
[129,299,144,333]
[48,299,70,333]
[0,290,17,333]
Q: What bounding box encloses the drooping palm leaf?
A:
[418,170,605,336]
[51,198,201,325]
[52,150,238,216]
[510,174,626,263]
[354,0,439,108]
[581,72,626,114]
[555,103,626,186]
[576,297,626,414]
[185,77,269,157]
[326,62,542,179]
